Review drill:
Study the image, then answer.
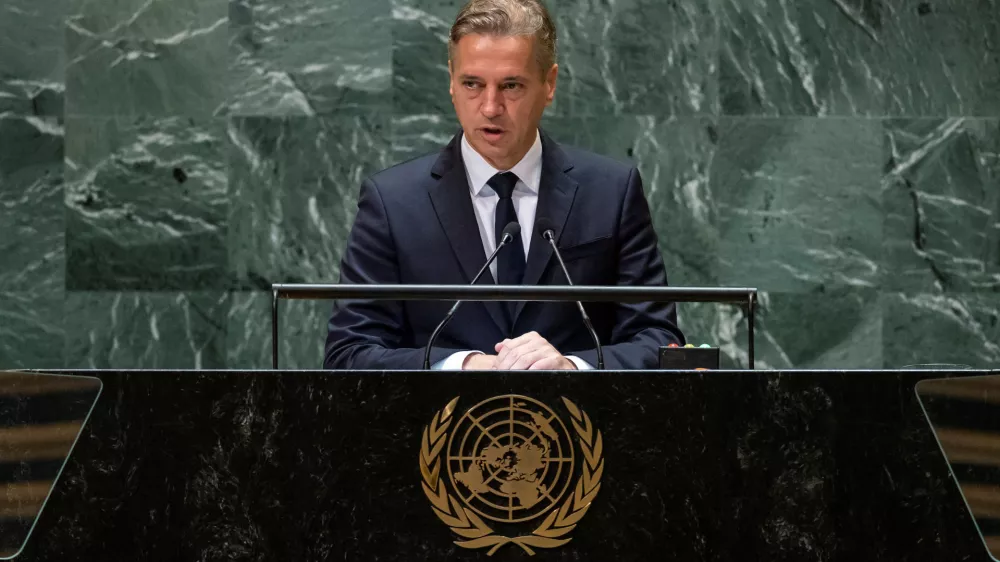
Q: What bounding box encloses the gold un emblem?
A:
[419,395,604,556]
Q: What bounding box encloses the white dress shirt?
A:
[433,130,592,371]
[463,130,542,281]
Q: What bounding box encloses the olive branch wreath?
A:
[419,396,604,556]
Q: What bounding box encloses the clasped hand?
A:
[462,331,576,370]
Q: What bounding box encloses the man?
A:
[324,0,683,370]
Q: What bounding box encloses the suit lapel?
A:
[427,131,508,335]
[513,132,579,324]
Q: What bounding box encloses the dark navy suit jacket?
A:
[324,130,684,370]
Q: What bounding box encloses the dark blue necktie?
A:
[488,172,526,320]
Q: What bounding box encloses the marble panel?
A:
[883,0,1000,117]
[227,114,391,290]
[64,116,227,290]
[65,0,227,117]
[709,117,883,292]
[0,116,64,294]
[719,0,886,116]
[555,0,717,116]
[679,289,882,370]
[64,291,228,369]
[391,0,460,115]
[0,0,65,116]
[229,0,392,115]
[226,292,332,370]
[0,292,65,369]
[882,118,1000,292]
[883,292,1000,369]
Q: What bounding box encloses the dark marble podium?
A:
[9,369,998,561]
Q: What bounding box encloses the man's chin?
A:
[468,137,510,163]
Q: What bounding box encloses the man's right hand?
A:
[462,353,496,370]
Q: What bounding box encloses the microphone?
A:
[423,221,521,369]
[535,218,605,370]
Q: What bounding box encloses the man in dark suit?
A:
[325,0,684,370]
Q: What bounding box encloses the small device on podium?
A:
[658,343,721,370]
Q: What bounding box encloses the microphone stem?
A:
[545,235,605,370]
[422,237,510,369]
[423,302,461,369]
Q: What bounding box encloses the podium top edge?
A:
[13,369,999,375]
[269,284,759,303]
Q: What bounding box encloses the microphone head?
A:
[500,221,521,244]
[535,217,557,241]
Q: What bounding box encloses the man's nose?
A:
[480,86,504,118]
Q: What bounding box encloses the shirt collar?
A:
[460,129,542,197]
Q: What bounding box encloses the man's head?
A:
[448,0,558,170]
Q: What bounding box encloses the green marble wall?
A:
[1,0,998,370]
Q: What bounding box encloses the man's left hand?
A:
[493,331,577,370]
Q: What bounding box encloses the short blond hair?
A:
[449,0,557,75]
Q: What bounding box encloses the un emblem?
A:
[419,395,604,556]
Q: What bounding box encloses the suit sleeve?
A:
[572,167,685,370]
[324,178,461,370]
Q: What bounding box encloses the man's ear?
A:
[448,59,454,96]
[545,63,558,104]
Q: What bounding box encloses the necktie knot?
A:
[488,172,518,199]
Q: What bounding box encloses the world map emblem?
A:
[419,395,604,556]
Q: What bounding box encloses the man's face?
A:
[449,34,557,170]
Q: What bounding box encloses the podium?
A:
[3,368,997,561]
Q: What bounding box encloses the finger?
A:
[496,334,553,370]
[496,340,515,365]
[494,340,516,367]
[497,342,542,370]
[505,338,544,362]
[502,340,556,370]
[511,348,552,370]
[494,343,514,369]
[504,331,544,351]
[528,355,565,370]
[494,339,510,353]
[496,345,525,370]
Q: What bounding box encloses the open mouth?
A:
[481,126,505,140]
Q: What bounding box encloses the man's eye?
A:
[463,81,480,89]
[503,83,522,90]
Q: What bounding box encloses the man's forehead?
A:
[456,68,531,81]
[452,34,536,68]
